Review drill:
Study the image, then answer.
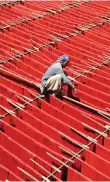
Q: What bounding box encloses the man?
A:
[40,55,76,97]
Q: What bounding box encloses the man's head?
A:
[58,55,70,67]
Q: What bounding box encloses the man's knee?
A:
[56,74,62,79]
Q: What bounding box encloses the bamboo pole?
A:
[0,1,82,31]
[7,99,24,110]
[17,167,39,181]
[63,95,110,118]
[59,131,89,149]
[31,155,61,173]
[46,152,70,168]
[72,60,110,81]
[0,92,44,119]
[5,180,9,182]
[42,175,50,182]
[30,158,60,180]
[98,111,110,121]
[0,0,22,7]
[59,146,80,158]
[0,105,15,115]
[70,126,97,143]
[82,122,107,137]
[82,112,110,130]
[0,67,40,89]
[16,94,33,102]
[1,10,110,67]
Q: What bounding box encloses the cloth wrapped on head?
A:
[58,55,70,63]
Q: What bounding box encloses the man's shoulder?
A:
[52,62,61,68]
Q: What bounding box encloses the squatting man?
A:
[40,55,78,98]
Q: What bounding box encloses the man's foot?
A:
[41,87,48,95]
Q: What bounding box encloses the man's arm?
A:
[60,71,76,89]
[68,76,77,92]
[54,63,76,89]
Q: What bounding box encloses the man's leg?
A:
[67,85,80,101]
[67,85,73,97]
[45,74,62,94]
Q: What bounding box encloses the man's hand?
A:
[68,76,75,82]
[74,88,77,93]
[72,85,77,93]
